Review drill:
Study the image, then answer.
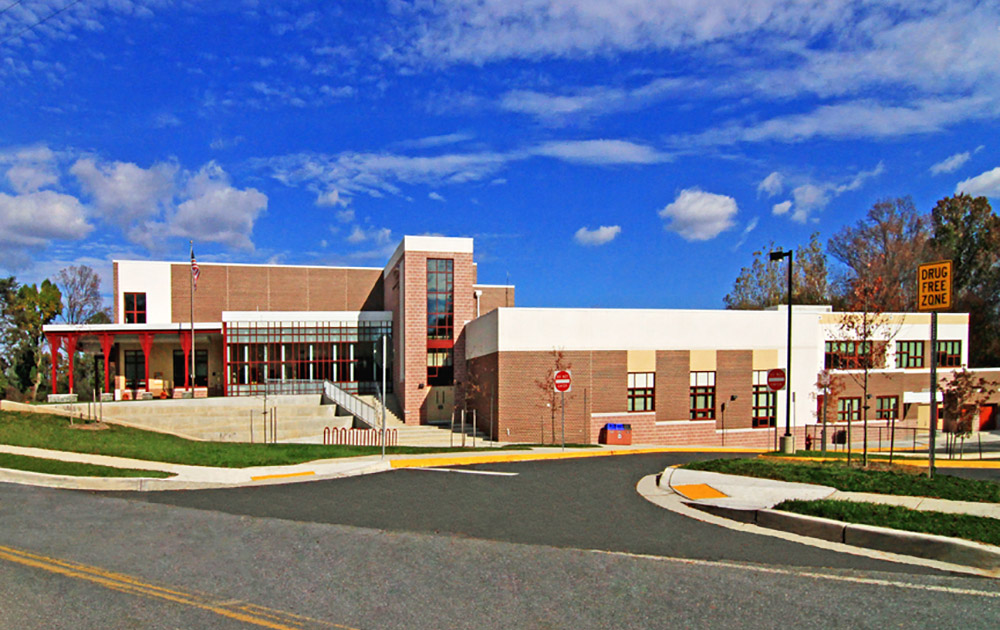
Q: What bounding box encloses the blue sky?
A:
[2,1,1000,310]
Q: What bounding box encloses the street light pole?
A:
[771,249,795,454]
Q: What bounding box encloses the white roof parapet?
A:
[43,322,222,333]
[384,235,474,276]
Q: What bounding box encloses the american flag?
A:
[190,244,201,291]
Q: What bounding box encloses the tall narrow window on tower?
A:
[427,258,454,385]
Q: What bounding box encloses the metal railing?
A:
[323,427,397,446]
[804,424,921,453]
[322,380,379,429]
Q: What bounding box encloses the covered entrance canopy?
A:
[44,322,222,397]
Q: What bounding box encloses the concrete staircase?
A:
[351,394,492,446]
[48,395,348,442]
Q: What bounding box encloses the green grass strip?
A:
[0,452,172,478]
[776,499,1000,547]
[0,411,524,469]
[683,457,1000,503]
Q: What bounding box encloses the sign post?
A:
[918,260,953,478]
[554,370,572,451]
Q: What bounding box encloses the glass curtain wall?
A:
[225,320,391,396]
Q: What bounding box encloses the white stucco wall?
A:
[116,261,173,324]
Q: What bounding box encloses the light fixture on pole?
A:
[770,249,795,454]
[721,394,737,447]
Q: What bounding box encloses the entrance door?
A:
[426,386,454,423]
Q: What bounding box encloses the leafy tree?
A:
[929,194,1000,366]
[724,233,829,309]
[56,265,110,324]
[828,197,931,312]
[7,280,63,401]
[0,276,19,397]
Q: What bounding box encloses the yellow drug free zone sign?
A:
[917,260,953,311]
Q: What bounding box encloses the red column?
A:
[46,333,63,395]
[65,333,79,394]
[138,332,155,392]
[99,333,115,394]
[179,330,192,390]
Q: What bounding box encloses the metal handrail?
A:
[323,380,379,429]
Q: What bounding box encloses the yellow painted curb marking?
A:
[390,447,768,469]
[0,544,355,630]
[250,471,316,481]
[673,483,729,500]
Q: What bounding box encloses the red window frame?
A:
[689,372,716,420]
[876,396,899,420]
[427,258,454,341]
[895,341,924,368]
[124,292,146,324]
[935,340,962,367]
[752,384,776,428]
[627,372,655,412]
[837,397,862,422]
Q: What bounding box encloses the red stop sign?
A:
[767,368,786,391]
[554,370,572,392]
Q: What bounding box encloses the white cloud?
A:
[532,140,669,165]
[152,113,182,128]
[574,225,621,246]
[0,145,60,193]
[428,192,446,202]
[770,162,885,223]
[956,167,1000,197]
[395,133,474,149]
[346,225,392,245]
[335,209,355,223]
[930,151,972,175]
[658,189,738,241]
[772,200,792,216]
[682,96,996,148]
[70,157,178,226]
[0,190,92,268]
[733,217,759,249]
[317,189,350,207]
[169,163,268,250]
[757,172,783,197]
[499,77,695,123]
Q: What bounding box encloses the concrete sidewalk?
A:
[652,466,1000,575]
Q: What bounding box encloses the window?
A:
[427,348,453,386]
[824,340,872,369]
[752,370,777,428]
[895,340,924,368]
[124,292,146,324]
[173,350,208,387]
[837,397,862,422]
[427,259,454,340]
[627,372,655,412]
[689,371,716,420]
[876,396,899,421]
[123,349,145,389]
[936,340,962,367]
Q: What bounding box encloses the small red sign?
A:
[554,370,572,393]
[767,368,786,392]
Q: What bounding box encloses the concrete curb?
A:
[687,502,1000,572]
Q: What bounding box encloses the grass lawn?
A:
[0,410,522,469]
[776,499,1000,547]
[0,452,172,478]
[683,456,1000,503]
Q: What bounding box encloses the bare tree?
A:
[534,349,571,445]
[830,273,900,466]
[940,369,998,453]
[56,265,110,324]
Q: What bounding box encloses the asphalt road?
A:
[0,451,998,629]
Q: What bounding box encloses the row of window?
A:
[823,339,962,370]
[837,396,900,421]
[625,370,778,426]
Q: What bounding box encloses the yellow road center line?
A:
[250,471,316,481]
[0,544,357,630]
[673,483,729,500]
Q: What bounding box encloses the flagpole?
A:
[190,240,195,396]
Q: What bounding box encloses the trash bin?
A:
[599,423,632,445]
